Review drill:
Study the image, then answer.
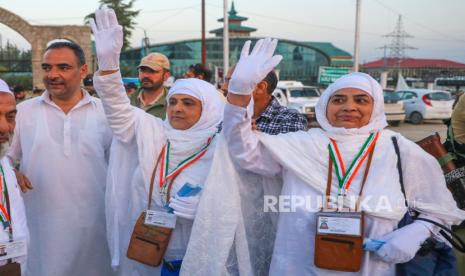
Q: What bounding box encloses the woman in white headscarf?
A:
[182,38,465,275]
[90,8,224,275]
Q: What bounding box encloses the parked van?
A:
[273,81,321,120]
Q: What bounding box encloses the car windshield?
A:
[426,92,452,101]
[290,88,320,98]
[384,92,401,101]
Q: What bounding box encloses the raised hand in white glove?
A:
[375,221,431,264]
[168,194,200,220]
[89,7,123,71]
[228,38,283,95]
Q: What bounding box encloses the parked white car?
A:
[393,89,454,124]
[273,81,321,121]
[383,90,405,126]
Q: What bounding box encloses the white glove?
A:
[89,7,123,71]
[228,38,283,95]
[168,194,200,220]
[375,221,431,264]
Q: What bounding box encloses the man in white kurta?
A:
[7,42,112,276]
[0,79,29,274]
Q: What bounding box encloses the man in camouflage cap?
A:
[129,52,171,119]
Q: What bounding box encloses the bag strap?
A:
[416,217,465,253]
[148,150,164,210]
[391,136,465,253]
[391,136,408,208]
[359,143,376,197]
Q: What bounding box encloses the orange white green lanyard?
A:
[328,132,379,196]
[0,165,10,230]
[159,135,215,202]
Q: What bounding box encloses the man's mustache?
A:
[140,78,153,84]
[46,80,65,85]
[0,131,11,140]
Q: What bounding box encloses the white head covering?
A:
[165,78,223,134]
[315,72,387,136]
[0,79,13,95]
[163,78,224,163]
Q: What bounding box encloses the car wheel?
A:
[409,112,423,124]
[389,120,401,127]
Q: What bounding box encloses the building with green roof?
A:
[209,2,256,37]
[120,2,352,85]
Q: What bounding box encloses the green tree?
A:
[0,42,32,73]
[85,0,140,50]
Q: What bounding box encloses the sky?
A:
[0,0,464,63]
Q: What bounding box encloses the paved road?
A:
[387,120,448,142]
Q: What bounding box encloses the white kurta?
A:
[0,157,29,274]
[215,101,465,276]
[93,72,217,276]
[8,91,113,276]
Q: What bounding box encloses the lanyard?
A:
[0,166,10,230]
[0,165,12,242]
[328,132,379,195]
[158,135,215,188]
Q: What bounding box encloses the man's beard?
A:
[0,135,12,160]
[140,78,164,92]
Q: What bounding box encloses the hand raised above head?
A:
[228,38,282,95]
[89,7,123,71]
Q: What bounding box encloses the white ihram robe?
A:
[93,72,223,276]
[182,73,465,275]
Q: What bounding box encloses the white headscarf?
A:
[0,79,13,159]
[0,79,13,95]
[315,72,387,136]
[163,78,224,165]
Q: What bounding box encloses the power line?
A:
[142,5,197,30]
[204,1,465,44]
[25,5,199,23]
[371,0,465,43]
[14,2,465,46]
[205,2,358,34]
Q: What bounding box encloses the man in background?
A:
[129,52,171,119]
[124,82,137,96]
[13,85,27,103]
[223,67,307,135]
[83,74,97,97]
[184,63,212,83]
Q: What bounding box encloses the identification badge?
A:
[0,239,27,261]
[144,210,177,229]
[314,211,365,272]
[316,211,362,236]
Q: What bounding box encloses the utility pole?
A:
[376,45,388,68]
[201,0,206,65]
[353,0,361,72]
[143,29,150,56]
[223,0,229,77]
